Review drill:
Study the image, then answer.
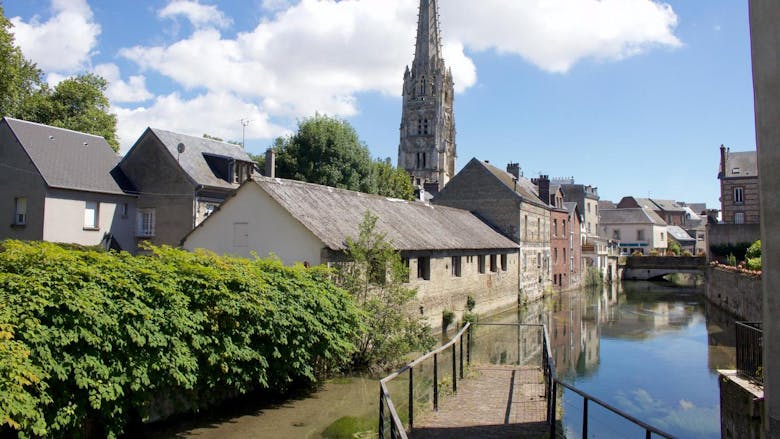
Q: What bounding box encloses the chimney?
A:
[265,148,275,178]
[506,162,520,179]
[537,175,551,205]
[719,144,727,178]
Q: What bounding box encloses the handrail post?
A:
[378,387,385,439]
[408,367,414,432]
[433,353,439,411]
[550,380,557,438]
[460,332,464,379]
[467,324,472,365]
[646,430,652,439]
[452,343,457,393]
[582,396,589,438]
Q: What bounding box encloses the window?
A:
[661,232,665,241]
[563,220,567,236]
[637,229,645,241]
[84,201,99,229]
[451,256,462,277]
[613,229,620,240]
[490,254,498,272]
[417,119,422,135]
[553,219,558,237]
[14,197,27,225]
[587,222,592,233]
[417,257,431,280]
[524,215,528,240]
[423,119,429,135]
[554,247,558,263]
[233,222,248,247]
[121,203,129,218]
[587,203,591,213]
[402,258,411,282]
[735,212,745,224]
[501,254,508,271]
[536,218,541,239]
[136,209,156,237]
[734,187,744,204]
[478,255,486,274]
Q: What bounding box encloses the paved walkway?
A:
[409,365,549,439]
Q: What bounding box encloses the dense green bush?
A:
[0,241,361,438]
[710,242,752,260]
[746,240,762,270]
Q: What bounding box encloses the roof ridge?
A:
[4,117,106,139]
[150,127,246,150]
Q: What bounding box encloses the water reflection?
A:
[482,281,736,439]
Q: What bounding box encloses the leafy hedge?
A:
[0,241,362,438]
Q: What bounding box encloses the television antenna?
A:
[240,119,252,149]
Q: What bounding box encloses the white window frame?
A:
[734,212,745,224]
[734,187,744,204]
[84,201,99,229]
[136,208,156,237]
[14,197,27,225]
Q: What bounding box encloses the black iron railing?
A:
[736,321,763,384]
[379,321,676,438]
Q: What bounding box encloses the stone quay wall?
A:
[706,266,762,321]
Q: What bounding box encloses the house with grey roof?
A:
[0,117,137,250]
[667,225,696,254]
[600,208,668,255]
[718,145,759,225]
[118,127,256,247]
[432,158,553,301]
[183,176,520,327]
[617,196,688,226]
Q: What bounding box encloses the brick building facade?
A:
[719,145,760,224]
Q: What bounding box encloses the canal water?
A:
[151,280,735,438]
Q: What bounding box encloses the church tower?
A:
[398,0,456,192]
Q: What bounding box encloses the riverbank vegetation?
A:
[0,241,362,438]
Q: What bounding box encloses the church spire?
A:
[413,0,443,74]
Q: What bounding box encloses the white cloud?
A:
[261,0,295,12]
[9,0,100,73]
[445,0,681,73]
[114,92,288,152]
[94,64,154,103]
[159,1,232,29]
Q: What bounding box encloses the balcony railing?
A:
[736,321,763,384]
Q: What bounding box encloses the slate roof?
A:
[563,201,581,220]
[477,160,547,207]
[667,225,695,243]
[3,117,129,195]
[650,199,686,213]
[723,150,757,178]
[598,200,616,210]
[600,208,667,226]
[686,203,707,215]
[148,128,254,189]
[251,176,519,252]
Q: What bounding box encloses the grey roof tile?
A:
[600,208,667,226]
[4,117,127,195]
[478,160,547,206]
[150,129,254,189]
[253,176,520,252]
[724,150,757,177]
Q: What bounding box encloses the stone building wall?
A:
[721,176,761,224]
[407,251,519,329]
[705,266,762,321]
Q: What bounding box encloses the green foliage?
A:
[727,253,737,267]
[271,115,415,200]
[0,5,43,119]
[681,250,693,257]
[466,295,476,312]
[321,415,375,438]
[747,240,762,260]
[667,239,681,256]
[373,157,415,200]
[274,114,375,193]
[0,241,360,437]
[583,267,603,287]
[442,310,455,331]
[747,257,762,271]
[462,312,477,325]
[337,211,434,369]
[19,74,119,151]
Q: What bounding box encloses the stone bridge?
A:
[622,256,707,281]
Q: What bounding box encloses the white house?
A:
[183,176,522,327]
[600,208,668,255]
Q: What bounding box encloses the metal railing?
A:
[379,320,676,438]
[378,322,472,438]
[736,321,763,384]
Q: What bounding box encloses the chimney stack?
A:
[719,144,727,178]
[506,162,520,179]
[537,175,551,205]
[265,148,275,178]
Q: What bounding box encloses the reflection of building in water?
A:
[542,292,601,378]
[704,301,737,371]
[600,298,699,340]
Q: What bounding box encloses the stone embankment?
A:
[705,264,762,321]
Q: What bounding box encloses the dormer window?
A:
[732,167,741,174]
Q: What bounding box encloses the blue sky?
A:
[5,0,756,209]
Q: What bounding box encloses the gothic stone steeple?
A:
[398,0,456,192]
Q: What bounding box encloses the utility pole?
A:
[240,118,251,149]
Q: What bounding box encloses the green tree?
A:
[274,114,375,193]
[373,157,415,200]
[337,211,434,369]
[667,239,681,255]
[0,5,43,118]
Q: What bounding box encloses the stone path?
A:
[409,365,549,439]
